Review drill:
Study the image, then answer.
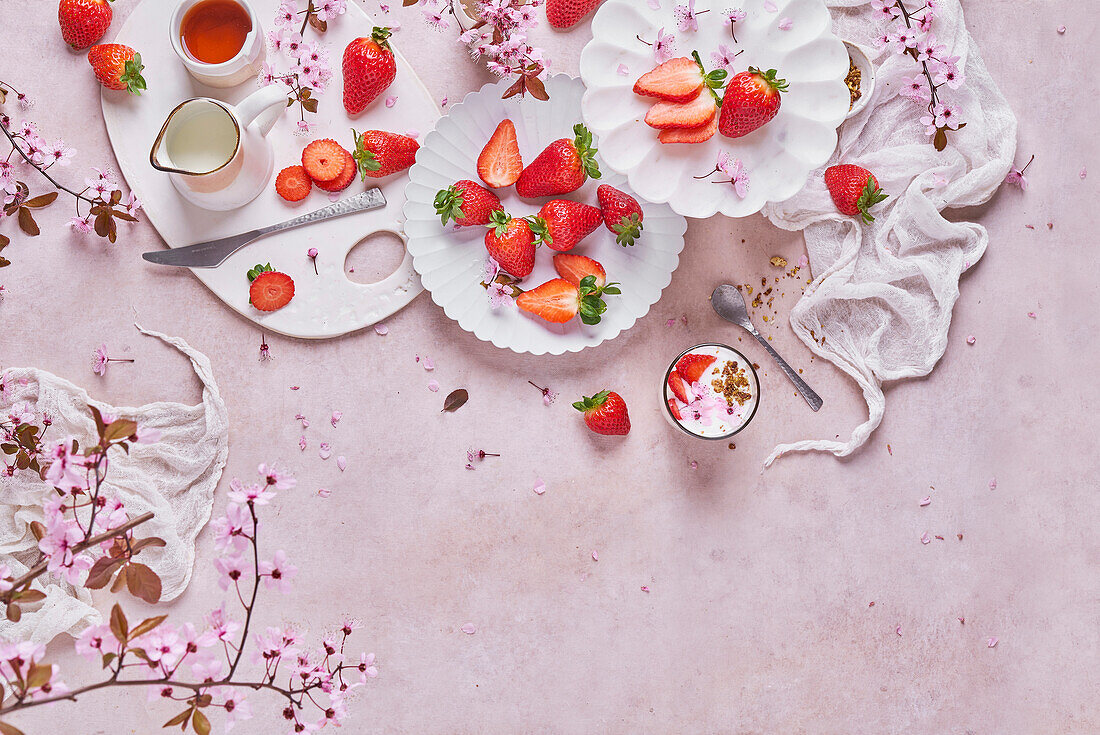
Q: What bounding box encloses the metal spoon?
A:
[711,284,823,412]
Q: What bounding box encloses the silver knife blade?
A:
[142,188,388,268]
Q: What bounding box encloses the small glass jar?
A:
[661,343,761,440]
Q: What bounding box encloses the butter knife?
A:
[142,188,387,268]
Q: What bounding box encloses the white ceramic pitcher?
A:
[149,84,285,211]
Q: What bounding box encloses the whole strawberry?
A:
[538,199,603,252]
[352,129,419,179]
[573,390,631,436]
[516,123,601,199]
[824,164,888,223]
[59,0,112,50]
[597,184,644,247]
[546,0,602,29]
[484,210,548,279]
[434,180,503,227]
[88,44,146,94]
[719,67,788,139]
[343,27,396,116]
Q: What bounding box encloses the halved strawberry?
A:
[249,271,295,312]
[634,57,704,103]
[675,353,716,383]
[517,278,580,323]
[667,370,690,404]
[275,165,312,202]
[314,149,357,192]
[301,139,347,183]
[645,92,717,130]
[553,253,606,288]
[478,119,523,189]
[667,398,684,421]
[658,111,719,144]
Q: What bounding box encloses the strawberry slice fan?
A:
[580,0,1017,465]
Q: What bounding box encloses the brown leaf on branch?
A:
[128,614,168,639]
[16,207,38,236]
[126,562,162,604]
[163,709,192,729]
[22,192,58,209]
[525,74,549,101]
[6,602,20,622]
[0,719,26,735]
[103,419,137,443]
[85,556,126,590]
[192,709,211,735]
[109,602,129,641]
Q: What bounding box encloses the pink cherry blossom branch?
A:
[0,511,154,603]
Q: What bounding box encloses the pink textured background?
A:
[3,1,1099,732]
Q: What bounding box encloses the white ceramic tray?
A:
[579,0,850,219]
[403,75,687,356]
[102,0,440,338]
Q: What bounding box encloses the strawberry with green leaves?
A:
[597,184,644,247]
[484,210,548,279]
[573,390,631,436]
[538,199,603,252]
[246,264,295,312]
[343,27,396,116]
[351,129,419,179]
[824,164,888,223]
[719,67,788,139]
[516,123,601,198]
[516,273,620,325]
[88,44,146,95]
[435,180,503,227]
[546,0,602,29]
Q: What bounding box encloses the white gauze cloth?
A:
[760,0,1016,466]
[0,325,229,643]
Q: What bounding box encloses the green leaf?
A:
[433,185,465,226]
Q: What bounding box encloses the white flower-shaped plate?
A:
[579,0,850,219]
[403,75,687,356]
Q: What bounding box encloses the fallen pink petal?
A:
[337,456,347,471]
[460,623,477,635]
[987,637,999,648]
[591,550,599,561]
[374,324,389,336]
[428,380,440,392]
[920,532,932,545]
[919,496,931,506]
[533,479,546,495]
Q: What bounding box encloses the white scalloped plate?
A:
[579,0,850,219]
[403,75,687,356]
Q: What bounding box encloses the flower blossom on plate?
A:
[711,43,740,72]
[653,27,676,63]
[717,152,750,199]
[674,0,700,32]
[314,0,347,22]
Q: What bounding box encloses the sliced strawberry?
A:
[634,57,703,103]
[675,353,717,383]
[553,253,606,288]
[478,119,523,189]
[667,398,683,421]
[301,139,347,182]
[645,93,717,130]
[667,370,690,404]
[249,271,295,312]
[314,149,357,192]
[658,110,719,144]
[275,165,312,202]
[516,278,579,323]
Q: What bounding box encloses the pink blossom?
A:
[717,152,750,199]
[258,462,296,490]
[260,550,297,593]
[653,27,676,64]
[91,344,109,375]
[711,44,740,72]
[487,280,512,310]
[356,652,378,682]
[214,552,248,590]
[674,0,700,32]
[313,0,347,22]
[74,624,118,659]
[899,75,931,104]
[330,410,343,427]
[227,478,276,506]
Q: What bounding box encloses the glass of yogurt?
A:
[661,343,760,440]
